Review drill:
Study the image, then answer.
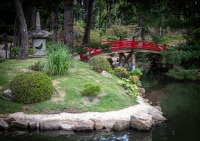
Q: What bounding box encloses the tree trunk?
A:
[64,0,74,49]
[83,0,94,45]
[53,1,59,43]
[27,6,36,30]
[113,0,117,24]
[106,0,112,29]
[14,0,28,60]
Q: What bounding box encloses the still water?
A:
[1,74,200,141]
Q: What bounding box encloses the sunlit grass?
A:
[0,58,137,114]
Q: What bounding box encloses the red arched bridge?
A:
[74,39,168,70]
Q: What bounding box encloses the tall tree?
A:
[64,0,74,49]
[14,0,28,59]
[83,0,94,45]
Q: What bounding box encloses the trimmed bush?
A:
[10,72,54,104]
[81,83,101,97]
[88,56,112,73]
[114,66,128,78]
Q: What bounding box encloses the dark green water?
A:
[1,74,200,141]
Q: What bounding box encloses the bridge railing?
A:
[101,40,168,51]
[77,39,168,60]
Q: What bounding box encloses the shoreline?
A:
[0,96,166,132]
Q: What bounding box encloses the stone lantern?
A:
[28,12,50,57]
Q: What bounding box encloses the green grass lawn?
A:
[0,58,137,114]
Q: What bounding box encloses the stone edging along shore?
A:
[0,96,166,132]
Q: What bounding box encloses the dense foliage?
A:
[10,72,54,104]
[161,29,200,80]
[44,43,73,76]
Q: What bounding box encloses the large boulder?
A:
[4,116,16,124]
[113,120,130,131]
[28,122,39,130]
[90,119,104,130]
[0,119,9,130]
[74,120,94,131]
[2,89,13,100]
[60,123,74,131]
[39,121,60,130]
[10,120,28,129]
[130,114,153,131]
[152,114,166,126]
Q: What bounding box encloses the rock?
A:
[138,88,145,96]
[113,120,130,131]
[60,123,74,131]
[28,122,39,130]
[130,114,152,131]
[0,119,9,130]
[39,121,60,130]
[90,119,104,130]
[143,98,149,103]
[103,120,115,130]
[74,120,94,131]
[101,71,112,77]
[2,89,13,100]
[152,113,166,121]
[0,114,8,118]
[10,121,28,129]
[154,106,162,111]
[4,117,16,124]
[152,114,166,126]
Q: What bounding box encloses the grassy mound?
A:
[0,58,137,114]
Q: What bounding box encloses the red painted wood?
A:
[77,39,169,60]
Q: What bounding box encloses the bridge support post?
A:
[119,53,123,66]
[130,51,136,70]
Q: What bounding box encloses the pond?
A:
[1,73,200,141]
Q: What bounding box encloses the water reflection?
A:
[0,129,152,141]
[1,74,200,141]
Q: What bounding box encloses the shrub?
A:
[10,72,54,104]
[101,44,112,53]
[75,47,87,55]
[44,43,73,76]
[114,66,128,78]
[88,56,112,73]
[166,68,199,80]
[118,78,139,98]
[10,47,19,58]
[128,75,141,86]
[85,42,101,49]
[81,83,101,97]
[29,61,44,71]
[128,68,143,77]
